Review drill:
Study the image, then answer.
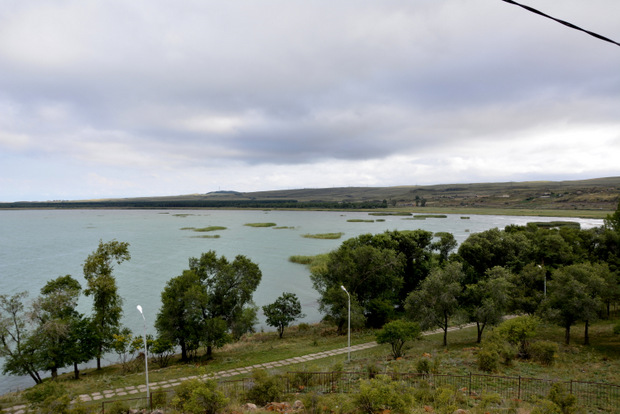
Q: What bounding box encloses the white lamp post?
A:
[136,305,150,408]
[340,285,351,362]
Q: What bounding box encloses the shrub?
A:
[106,401,131,414]
[151,390,169,408]
[477,348,500,372]
[171,378,228,414]
[613,323,620,335]
[548,382,577,414]
[416,357,431,374]
[531,399,562,414]
[531,340,559,366]
[354,375,414,414]
[23,381,72,414]
[497,315,539,358]
[246,369,284,406]
[376,319,421,359]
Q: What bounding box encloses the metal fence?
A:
[285,371,620,412]
[94,371,620,413]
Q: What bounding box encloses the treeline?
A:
[1,199,389,209]
[311,201,620,347]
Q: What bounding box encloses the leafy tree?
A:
[545,263,606,345]
[189,251,262,357]
[464,266,512,343]
[432,232,457,264]
[458,228,533,282]
[604,199,620,233]
[0,292,42,384]
[83,239,131,369]
[376,319,421,359]
[508,263,546,315]
[231,303,259,340]
[311,234,405,328]
[155,270,204,362]
[30,275,83,379]
[263,292,305,338]
[405,262,465,346]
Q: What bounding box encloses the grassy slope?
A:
[3,319,620,407]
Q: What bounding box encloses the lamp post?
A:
[340,285,351,362]
[538,265,546,297]
[136,305,150,409]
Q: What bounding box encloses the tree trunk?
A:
[476,321,485,343]
[74,362,80,380]
[97,356,101,370]
[565,324,571,345]
[51,367,58,380]
[584,320,590,346]
[443,314,448,346]
[206,345,213,359]
[180,340,188,362]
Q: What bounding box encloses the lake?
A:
[0,209,603,394]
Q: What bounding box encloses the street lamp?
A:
[340,285,351,362]
[538,265,546,297]
[136,305,150,408]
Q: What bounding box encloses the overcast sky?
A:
[1,0,619,202]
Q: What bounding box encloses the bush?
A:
[106,401,131,414]
[497,315,539,358]
[416,357,431,374]
[376,319,421,359]
[171,378,228,414]
[477,348,500,372]
[531,340,559,366]
[548,382,578,414]
[151,390,169,408]
[355,375,414,414]
[23,381,72,414]
[246,369,284,406]
[613,323,620,335]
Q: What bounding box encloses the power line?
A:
[500,0,620,48]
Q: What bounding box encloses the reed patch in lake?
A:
[192,235,221,239]
[347,219,375,223]
[181,226,227,232]
[273,226,296,229]
[302,232,344,239]
[244,222,277,227]
[368,212,412,216]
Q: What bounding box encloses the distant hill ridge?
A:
[3,177,619,213]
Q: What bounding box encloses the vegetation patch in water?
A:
[273,226,295,229]
[192,235,221,239]
[302,232,344,239]
[244,222,277,227]
[528,221,580,229]
[347,219,375,223]
[194,226,227,232]
[368,212,412,216]
[461,216,470,219]
[414,214,448,219]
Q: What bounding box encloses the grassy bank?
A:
[3,318,620,410]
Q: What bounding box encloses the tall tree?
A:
[464,266,512,343]
[405,262,465,346]
[311,234,405,328]
[545,263,605,345]
[156,251,262,359]
[155,270,204,362]
[30,275,82,379]
[83,239,131,369]
[0,292,42,384]
[263,292,305,338]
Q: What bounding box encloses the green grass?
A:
[3,319,620,410]
[302,232,344,239]
[244,222,277,227]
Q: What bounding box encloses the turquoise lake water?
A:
[0,209,603,393]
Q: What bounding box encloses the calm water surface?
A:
[0,209,603,393]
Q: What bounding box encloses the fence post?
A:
[570,380,573,395]
[518,376,521,400]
